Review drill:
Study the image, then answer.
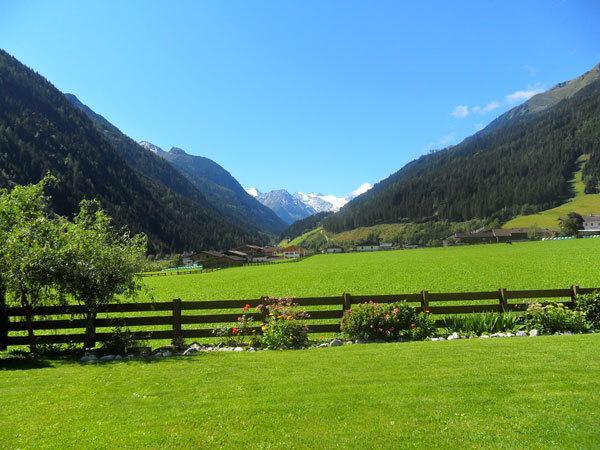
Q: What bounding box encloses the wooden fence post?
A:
[421,290,429,313]
[0,295,8,351]
[342,293,352,312]
[570,285,579,303]
[172,298,182,346]
[498,288,508,312]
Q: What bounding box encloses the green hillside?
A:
[504,155,600,229]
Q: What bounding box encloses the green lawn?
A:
[1,334,599,448]
[142,239,600,302]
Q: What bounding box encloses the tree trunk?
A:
[21,289,36,354]
[84,311,97,350]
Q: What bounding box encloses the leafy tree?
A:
[0,177,64,352]
[59,200,147,349]
[559,212,584,237]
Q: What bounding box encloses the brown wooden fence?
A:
[1,286,596,349]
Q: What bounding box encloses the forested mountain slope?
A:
[142,143,286,234]
[66,93,285,235]
[324,64,600,233]
[0,49,258,253]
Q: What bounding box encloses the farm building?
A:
[234,244,270,262]
[454,228,531,244]
[355,242,380,252]
[324,245,343,254]
[379,242,394,250]
[189,251,246,268]
[281,245,307,259]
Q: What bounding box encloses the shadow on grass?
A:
[0,354,53,371]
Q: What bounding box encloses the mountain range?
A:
[323,62,600,233]
[246,183,373,224]
[2,46,600,252]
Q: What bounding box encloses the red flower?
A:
[243,304,251,312]
[231,327,239,334]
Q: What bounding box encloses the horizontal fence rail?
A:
[1,286,597,349]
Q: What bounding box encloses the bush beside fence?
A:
[1,286,596,349]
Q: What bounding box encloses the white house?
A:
[379,242,394,250]
[355,242,380,252]
[579,215,600,236]
[325,245,343,253]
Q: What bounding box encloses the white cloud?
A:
[472,101,500,114]
[506,85,544,103]
[451,105,470,118]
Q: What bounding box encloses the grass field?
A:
[1,334,599,448]
[141,239,600,302]
[503,156,600,229]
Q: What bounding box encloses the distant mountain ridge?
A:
[66,93,285,237]
[138,141,287,234]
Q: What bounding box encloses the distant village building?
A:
[324,245,343,254]
[454,228,531,244]
[189,251,246,268]
[354,242,380,252]
[379,242,394,250]
[233,244,270,262]
[579,215,600,236]
[281,245,306,259]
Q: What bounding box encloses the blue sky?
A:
[2,0,600,196]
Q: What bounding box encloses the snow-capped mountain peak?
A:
[246,187,260,197]
[139,140,165,155]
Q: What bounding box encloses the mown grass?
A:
[142,239,600,302]
[1,334,599,448]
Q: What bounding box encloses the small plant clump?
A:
[524,303,590,334]
[443,312,524,336]
[340,301,436,342]
[574,292,600,330]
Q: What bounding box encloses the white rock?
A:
[479,334,490,339]
[563,331,573,335]
[183,347,199,356]
[99,355,116,362]
[344,341,354,345]
[329,339,343,347]
[318,343,329,348]
[431,337,440,341]
[247,347,256,352]
[515,331,527,337]
[505,333,514,338]
[233,347,244,352]
[529,329,538,337]
[447,332,459,340]
[355,339,366,344]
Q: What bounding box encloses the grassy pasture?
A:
[142,239,600,302]
[1,334,599,448]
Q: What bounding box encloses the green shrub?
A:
[261,319,309,349]
[340,301,436,341]
[100,327,146,355]
[574,292,600,329]
[525,303,590,334]
[443,312,523,336]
